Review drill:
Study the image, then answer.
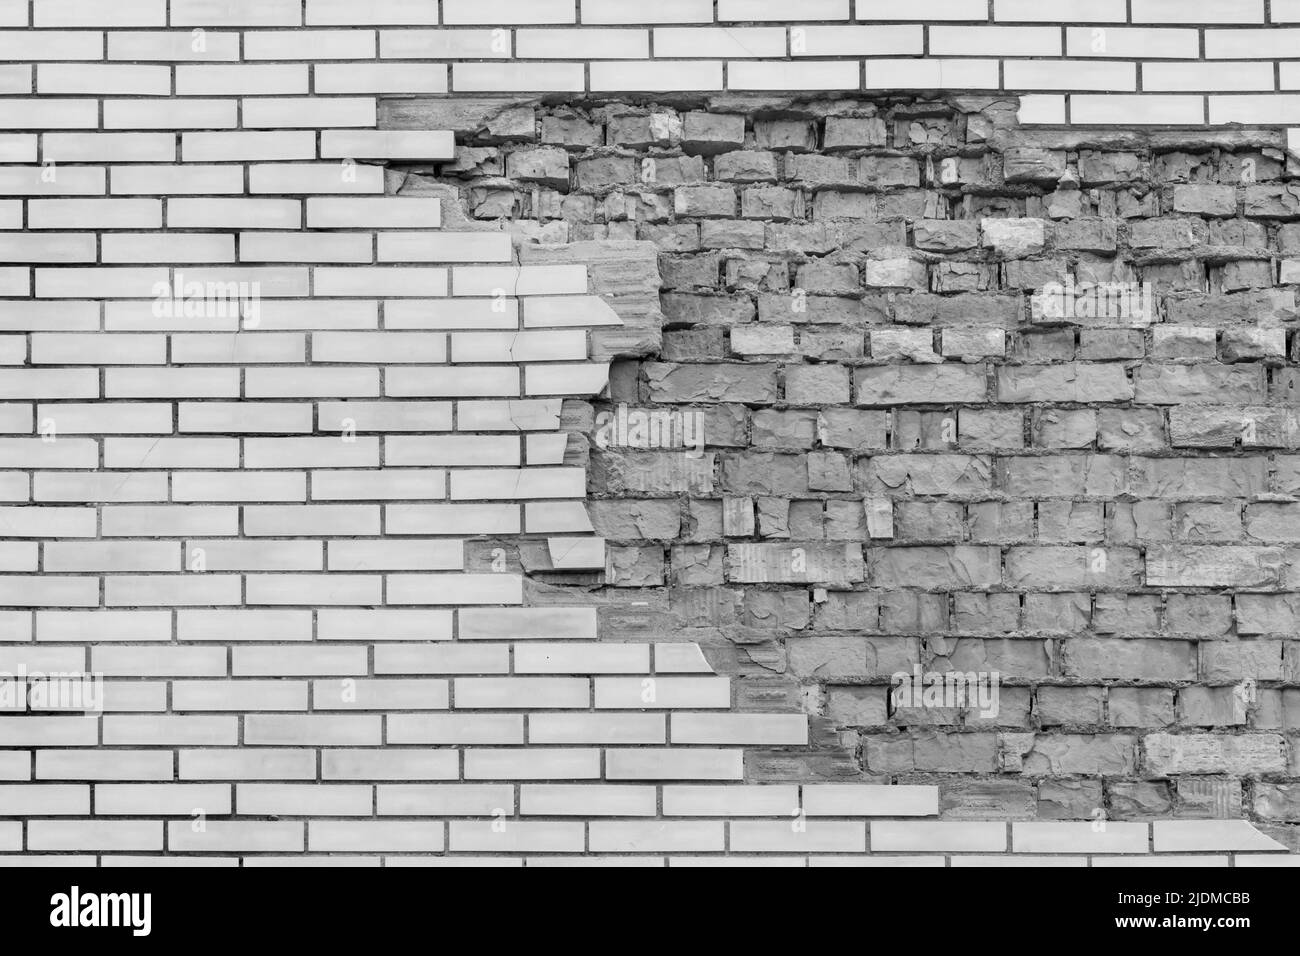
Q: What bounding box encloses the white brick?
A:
[661,785,794,816]
[307,197,441,228]
[244,30,376,59]
[244,716,379,745]
[243,98,376,129]
[455,678,588,709]
[1071,94,1205,126]
[322,750,457,780]
[1146,61,1276,92]
[178,750,315,780]
[1278,64,1300,90]
[37,64,169,95]
[238,784,372,816]
[35,0,165,27]
[1093,856,1232,868]
[515,644,648,674]
[170,0,302,26]
[109,30,241,61]
[1153,820,1287,853]
[527,714,663,745]
[106,100,238,130]
[1209,95,1300,125]
[871,822,1008,852]
[178,609,313,640]
[30,200,161,230]
[0,0,25,25]
[0,234,95,262]
[315,63,449,93]
[953,856,1086,867]
[605,749,744,780]
[793,24,920,56]
[314,267,447,297]
[377,784,514,816]
[249,163,385,195]
[308,0,438,24]
[385,714,519,743]
[104,715,237,746]
[0,135,35,163]
[44,133,176,163]
[1206,28,1300,58]
[239,232,371,263]
[454,265,586,296]
[309,821,444,852]
[177,65,308,96]
[0,31,102,60]
[521,785,656,816]
[856,0,985,18]
[30,821,162,852]
[995,0,1126,21]
[1012,822,1150,854]
[168,821,303,852]
[721,0,848,19]
[112,166,243,195]
[652,27,786,58]
[182,131,316,162]
[453,63,585,93]
[728,60,858,91]
[443,0,575,24]
[1004,60,1136,92]
[103,227,229,263]
[730,821,865,853]
[168,198,302,229]
[0,101,98,130]
[464,749,599,780]
[318,609,453,642]
[95,784,231,816]
[37,751,173,780]
[379,29,504,58]
[0,166,103,195]
[864,59,999,90]
[930,25,1061,55]
[378,232,511,263]
[321,130,454,160]
[519,29,647,58]
[1017,94,1067,124]
[591,821,725,852]
[1276,0,1300,22]
[0,64,29,94]
[449,821,583,853]
[1135,0,1264,23]
[583,0,712,22]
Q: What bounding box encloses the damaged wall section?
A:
[390,93,1300,844]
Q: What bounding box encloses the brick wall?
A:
[417,94,1300,844]
[1,0,1299,864]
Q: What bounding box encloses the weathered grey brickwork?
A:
[407,93,1300,850]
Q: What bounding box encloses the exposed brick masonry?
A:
[413,93,1300,847]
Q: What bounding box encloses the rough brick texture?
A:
[1,1,1299,864]
[414,94,1300,856]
